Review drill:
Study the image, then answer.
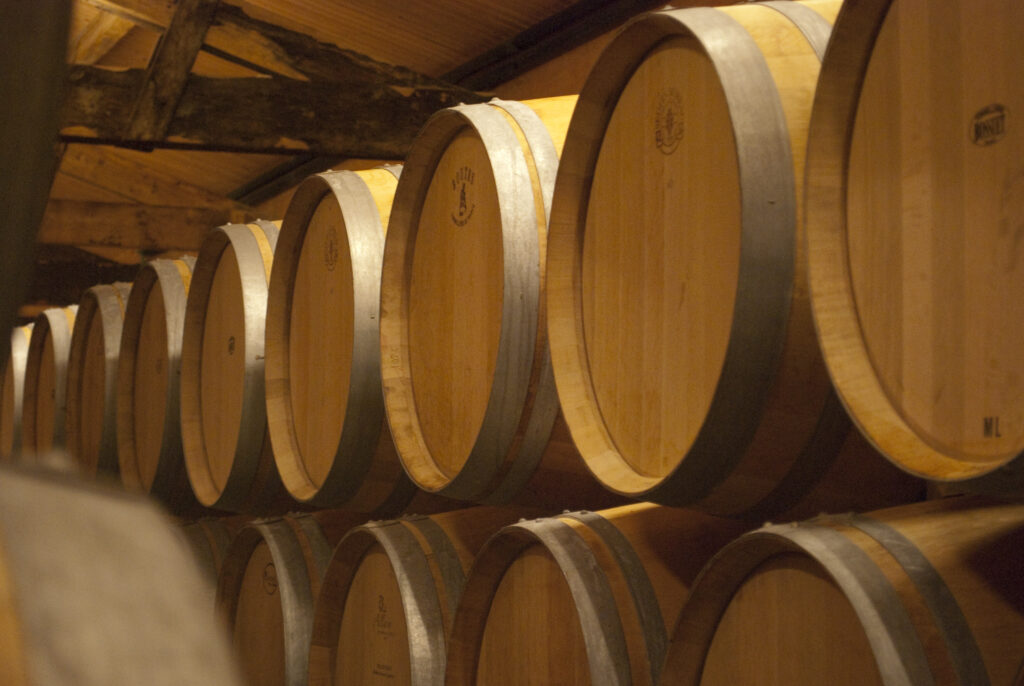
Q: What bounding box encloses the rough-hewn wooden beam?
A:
[63,65,473,157]
[125,0,221,141]
[26,245,142,310]
[59,145,253,215]
[39,199,227,251]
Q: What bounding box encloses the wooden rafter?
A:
[39,199,230,251]
[125,0,221,141]
[62,65,479,156]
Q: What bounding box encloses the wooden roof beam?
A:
[39,199,229,252]
[125,0,221,141]
[62,65,474,157]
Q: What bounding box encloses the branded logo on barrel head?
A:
[655,89,684,154]
[262,563,278,595]
[324,225,339,271]
[451,165,476,227]
[374,594,393,637]
[971,104,1007,146]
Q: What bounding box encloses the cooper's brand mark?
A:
[324,225,339,271]
[262,562,278,595]
[451,165,476,227]
[971,104,1007,146]
[655,88,684,154]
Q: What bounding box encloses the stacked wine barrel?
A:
[1,0,1020,684]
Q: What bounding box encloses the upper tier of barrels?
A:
[0,0,1019,515]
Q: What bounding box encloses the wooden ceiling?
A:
[31,0,708,318]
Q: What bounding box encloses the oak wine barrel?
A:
[266,167,435,514]
[217,510,367,686]
[66,282,131,477]
[804,0,1024,492]
[117,257,201,515]
[22,306,77,457]
[309,506,529,685]
[663,495,1024,686]
[446,503,745,686]
[182,220,293,514]
[0,324,32,460]
[545,1,922,517]
[381,95,618,508]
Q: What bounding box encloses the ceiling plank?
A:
[82,0,485,95]
[39,199,227,251]
[58,145,255,214]
[443,0,666,90]
[80,0,172,34]
[63,65,476,157]
[68,11,136,64]
[125,0,221,141]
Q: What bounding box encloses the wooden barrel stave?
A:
[545,2,920,517]
[309,506,530,686]
[66,282,131,477]
[182,220,294,514]
[446,502,745,686]
[117,257,203,516]
[266,167,425,513]
[217,510,367,686]
[22,306,77,457]
[381,95,619,508]
[663,495,1024,685]
[805,0,1024,491]
[0,324,32,460]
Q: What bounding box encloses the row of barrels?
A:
[4,0,1022,521]
[188,495,1024,686]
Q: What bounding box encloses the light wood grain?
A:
[131,280,169,488]
[582,36,740,479]
[290,196,353,486]
[336,544,411,685]
[0,326,32,460]
[232,541,286,686]
[448,503,745,686]
[477,543,590,685]
[700,554,880,686]
[382,96,605,506]
[843,0,1024,465]
[66,283,130,476]
[200,242,246,491]
[76,305,108,470]
[117,257,197,515]
[23,308,77,456]
[266,168,406,510]
[310,507,525,686]
[664,496,1024,686]
[181,222,286,513]
[408,128,504,475]
[544,2,912,516]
